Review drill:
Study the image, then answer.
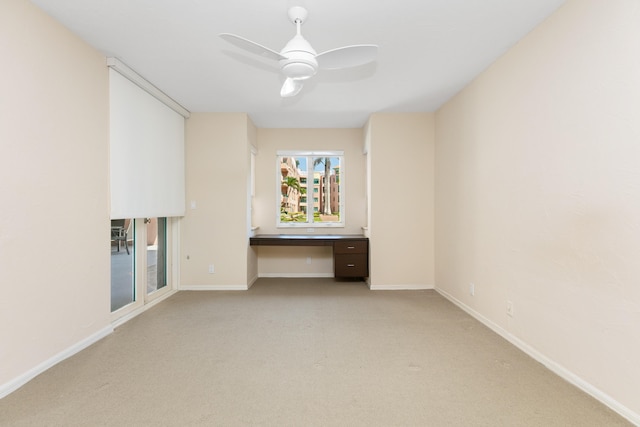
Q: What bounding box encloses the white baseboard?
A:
[258,273,334,278]
[435,287,640,426]
[369,283,434,290]
[247,274,259,289]
[0,325,113,399]
[180,284,249,291]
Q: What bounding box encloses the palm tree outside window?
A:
[277,151,344,227]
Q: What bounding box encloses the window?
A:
[278,151,344,227]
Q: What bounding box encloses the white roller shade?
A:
[109,68,185,219]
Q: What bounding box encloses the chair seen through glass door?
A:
[110,217,167,313]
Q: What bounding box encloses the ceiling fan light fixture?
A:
[280,77,304,98]
[281,61,316,80]
[279,39,318,80]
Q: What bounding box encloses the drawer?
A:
[334,253,368,277]
[334,240,368,254]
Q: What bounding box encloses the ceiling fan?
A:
[219,6,378,98]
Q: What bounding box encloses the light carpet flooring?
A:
[0,278,631,426]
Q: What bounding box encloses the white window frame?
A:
[276,150,345,228]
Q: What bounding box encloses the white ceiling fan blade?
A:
[219,33,287,61]
[316,45,378,70]
[280,78,304,98]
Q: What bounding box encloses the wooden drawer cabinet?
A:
[334,239,368,278]
[334,253,368,277]
[250,234,369,279]
[334,240,368,254]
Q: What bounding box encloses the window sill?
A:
[277,223,345,229]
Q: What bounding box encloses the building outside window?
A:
[277,151,344,227]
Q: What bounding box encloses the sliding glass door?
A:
[110,217,173,316]
[146,217,167,295]
[110,219,135,312]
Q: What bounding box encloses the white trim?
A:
[0,325,113,399]
[277,150,344,157]
[112,289,178,328]
[277,223,345,229]
[247,274,259,288]
[107,57,190,118]
[436,287,640,426]
[180,285,249,291]
[250,150,257,198]
[369,283,434,290]
[258,273,334,278]
[173,218,182,292]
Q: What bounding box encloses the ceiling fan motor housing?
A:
[279,35,318,80]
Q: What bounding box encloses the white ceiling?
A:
[31,0,566,128]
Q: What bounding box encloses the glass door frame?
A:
[145,217,178,304]
[110,217,178,322]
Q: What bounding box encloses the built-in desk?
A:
[250,234,369,278]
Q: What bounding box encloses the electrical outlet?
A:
[306,257,312,265]
[506,301,514,317]
[208,264,215,274]
[469,283,475,296]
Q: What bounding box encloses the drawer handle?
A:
[347,264,355,267]
[347,246,355,249]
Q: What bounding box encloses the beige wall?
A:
[181,113,255,288]
[435,0,640,418]
[0,0,110,389]
[367,113,436,289]
[4,0,637,419]
[254,128,367,276]
[247,119,258,284]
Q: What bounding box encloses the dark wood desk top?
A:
[250,234,368,246]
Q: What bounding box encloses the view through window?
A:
[278,151,344,227]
